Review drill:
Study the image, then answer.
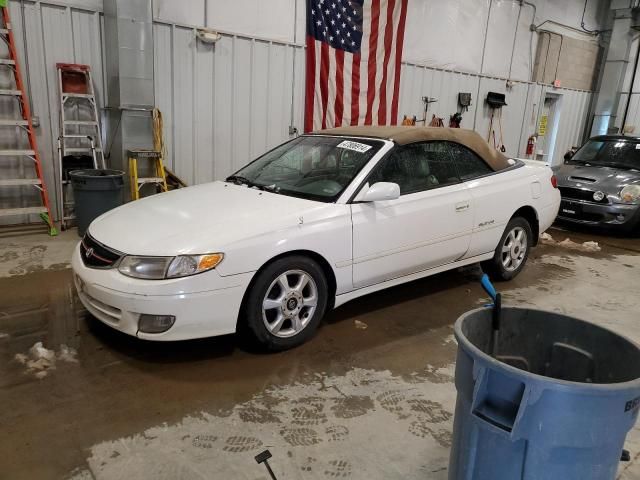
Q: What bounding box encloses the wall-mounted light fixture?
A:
[196,28,222,44]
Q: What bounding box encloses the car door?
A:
[350,141,474,289]
[447,142,518,258]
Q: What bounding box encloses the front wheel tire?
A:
[482,217,533,281]
[242,256,328,351]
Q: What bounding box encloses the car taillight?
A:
[550,175,558,189]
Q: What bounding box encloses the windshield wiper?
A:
[226,175,281,193]
[226,175,254,186]
[568,159,590,165]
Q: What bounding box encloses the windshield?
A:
[571,139,640,170]
[228,136,383,202]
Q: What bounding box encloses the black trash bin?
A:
[69,169,125,236]
[449,307,640,480]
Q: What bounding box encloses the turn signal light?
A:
[550,175,558,189]
[198,253,224,270]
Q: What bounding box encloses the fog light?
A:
[138,314,176,333]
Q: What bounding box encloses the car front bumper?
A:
[557,198,640,232]
[71,243,254,341]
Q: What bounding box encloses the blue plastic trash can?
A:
[450,307,640,480]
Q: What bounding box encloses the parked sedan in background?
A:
[557,135,640,233]
[72,126,559,350]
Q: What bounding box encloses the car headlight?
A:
[118,253,224,279]
[620,185,640,203]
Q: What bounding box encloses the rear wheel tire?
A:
[242,256,328,351]
[482,217,533,281]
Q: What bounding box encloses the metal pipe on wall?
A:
[289,0,298,134]
[621,36,640,132]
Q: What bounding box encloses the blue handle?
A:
[481,274,497,301]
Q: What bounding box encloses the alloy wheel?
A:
[501,226,528,272]
[262,270,318,338]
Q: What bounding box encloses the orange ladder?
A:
[0,7,56,235]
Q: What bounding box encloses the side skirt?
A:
[333,252,494,309]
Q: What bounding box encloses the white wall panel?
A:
[194,38,216,183]
[482,0,520,78]
[205,0,296,44]
[172,27,196,184]
[154,0,205,27]
[404,0,488,74]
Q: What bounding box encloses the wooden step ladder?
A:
[0,7,56,235]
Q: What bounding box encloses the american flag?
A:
[304,0,408,132]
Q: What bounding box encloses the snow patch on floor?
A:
[540,232,601,252]
[14,342,79,379]
[69,367,457,479]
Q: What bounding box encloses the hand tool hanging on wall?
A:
[56,63,105,230]
[0,7,56,235]
[486,92,507,153]
[449,112,462,128]
[450,92,472,128]
[402,115,417,126]
[429,114,445,127]
[416,96,438,125]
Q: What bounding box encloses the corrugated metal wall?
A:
[153,23,305,184]
[3,0,592,226]
[398,62,592,166]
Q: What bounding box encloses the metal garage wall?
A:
[153,22,304,184]
[397,61,592,164]
[398,63,533,158]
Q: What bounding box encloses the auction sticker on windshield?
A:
[337,140,372,153]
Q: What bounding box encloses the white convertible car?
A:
[72,126,560,350]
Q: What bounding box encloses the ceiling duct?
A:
[104,0,154,108]
[103,0,155,186]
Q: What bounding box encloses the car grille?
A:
[80,234,123,269]
[559,187,608,204]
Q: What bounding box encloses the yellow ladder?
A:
[128,149,168,200]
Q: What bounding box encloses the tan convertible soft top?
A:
[312,126,511,171]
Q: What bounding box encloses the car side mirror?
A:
[564,150,574,161]
[360,182,400,202]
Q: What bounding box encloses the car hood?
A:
[88,181,330,255]
[556,163,640,193]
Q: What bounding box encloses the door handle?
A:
[455,202,469,212]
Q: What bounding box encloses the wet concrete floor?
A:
[1,227,639,479]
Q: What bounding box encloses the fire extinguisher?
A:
[526,135,537,157]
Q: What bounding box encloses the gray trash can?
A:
[69,169,125,236]
[450,307,640,480]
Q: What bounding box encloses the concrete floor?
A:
[1,226,640,479]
